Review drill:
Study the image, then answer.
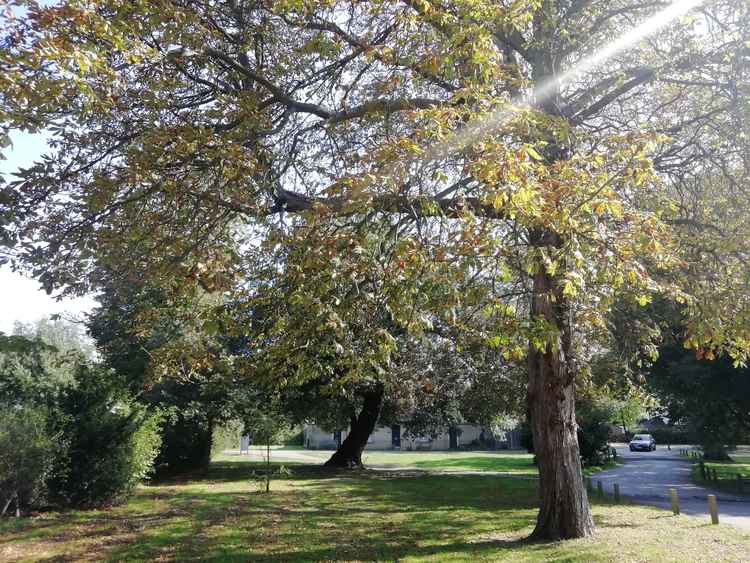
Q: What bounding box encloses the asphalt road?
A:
[591,445,750,530]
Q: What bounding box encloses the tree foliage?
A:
[0,406,54,516]
[2,0,750,539]
[648,342,750,460]
[46,364,162,508]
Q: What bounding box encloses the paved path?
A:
[591,445,750,530]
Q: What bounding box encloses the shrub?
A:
[577,399,614,466]
[154,411,214,476]
[283,427,304,446]
[211,420,243,458]
[0,406,55,516]
[46,365,161,508]
[577,420,611,466]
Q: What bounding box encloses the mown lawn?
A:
[219,446,615,477]
[217,448,538,474]
[2,458,749,562]
[0,461,750,562]
[692,452,750,495]
[361,450,537,475]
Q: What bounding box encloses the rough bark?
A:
[527,251,594,540]
[522,4,595,538]
[323,384,385,468]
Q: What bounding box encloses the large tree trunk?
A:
[522,4,594,538]
[324,384,384,468]
[527,246,594,541]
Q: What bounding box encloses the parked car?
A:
[629,434,656,452]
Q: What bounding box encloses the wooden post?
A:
[712,468,718,482]
[739,475,745,494]
[586,477,593,494]
[708,495,719,524]
[700,461,706,480]
[669,488,679,515]
[614,483,621,504]
[597,480,604,498]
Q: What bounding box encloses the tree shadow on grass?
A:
[112,471,542,561]
[6,464,605,562]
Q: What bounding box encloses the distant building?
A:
[303,423,523,451]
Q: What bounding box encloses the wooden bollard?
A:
[597,480,604,498]
[669,488,679,515]
[614,483,621,504]
[712,468,718,482]
[708,494,719,524]
[700,461,706,480]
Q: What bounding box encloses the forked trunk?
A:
[527,253,594,540]
[324,384,384,468]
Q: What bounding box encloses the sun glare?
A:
[422,0,708,162]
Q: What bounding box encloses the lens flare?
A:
[422,0,707,162]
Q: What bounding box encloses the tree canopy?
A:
[2,0,749,540]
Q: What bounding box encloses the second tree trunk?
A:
[324,384,384,468]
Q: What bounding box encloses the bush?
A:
[0,406,55,516]
[211,420,243,458]
[154,412,213,476]
[46,365,161,508]
[577,399,614,466]
[283,427,304,446]
[577,420,611,466]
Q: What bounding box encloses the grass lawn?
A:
[691,451,750,495]
[219,446,614,477]
[361,450,537,475]
[217,448,539,475]
[1,459,749,562]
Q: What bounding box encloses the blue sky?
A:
[0,131,97,333]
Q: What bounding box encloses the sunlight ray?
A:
[422,0,708,163]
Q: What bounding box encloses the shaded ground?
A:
[2,459,749,562]
[592,446,750,530]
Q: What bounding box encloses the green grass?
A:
[215,447,538,474]
[219,446,609,477]
[361,450,537,475]
[691,453,750,495]
[1,458,749,562]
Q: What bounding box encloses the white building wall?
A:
[303,425,349,449]
[302,423,512,451]
[367,426,393,449]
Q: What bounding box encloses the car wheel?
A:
[629,446,634,452]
